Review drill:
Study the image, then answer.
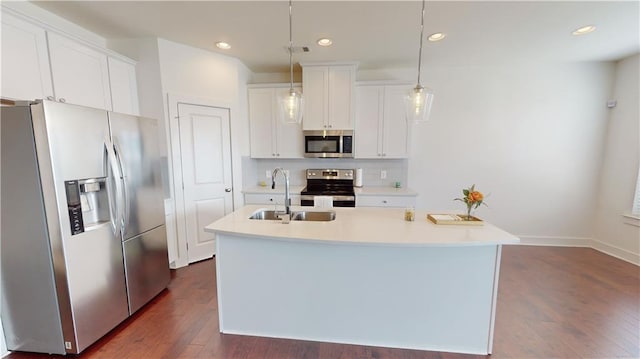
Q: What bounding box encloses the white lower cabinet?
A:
[355,84,411,159]
[244,193,301,206]
[248,86,304,158]
[0,12,54,101]
[356,195,416,208]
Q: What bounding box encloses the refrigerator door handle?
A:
[113,142,129,234]
[105,137,124,234]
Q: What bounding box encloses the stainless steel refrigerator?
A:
[1,100,170,354]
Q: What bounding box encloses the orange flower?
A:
[454,184,488,219]
[470,191,483,202]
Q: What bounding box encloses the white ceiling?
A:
[32,1,640,73]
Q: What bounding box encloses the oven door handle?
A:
[300,195,355,201]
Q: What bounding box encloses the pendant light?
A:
[405,0,434,123]
[280,0,304,124]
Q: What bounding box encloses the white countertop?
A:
[242,185,305,195]
[243,186,417,196]
[205,205,520,247]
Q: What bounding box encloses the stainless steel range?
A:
[300,169,356,207]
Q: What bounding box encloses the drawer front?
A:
[356,195,416,208]
[244,194,301,205]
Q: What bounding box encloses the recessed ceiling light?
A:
[572,25,596,35]
[216,41,231,50]
[317,38,333,47]
[428,33,446,42]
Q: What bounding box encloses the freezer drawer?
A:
[122,225,170,314]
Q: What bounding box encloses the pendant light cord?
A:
[288,0,294,91]
[416,0,425,86]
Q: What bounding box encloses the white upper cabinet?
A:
[248,86,304,159]
[108,57,140,115]
[382,85,412,158]
[302,64,356,130]
[47,32,113,111]
[355,84,412,159]
[0,12,54,101]
[354,86,383,158]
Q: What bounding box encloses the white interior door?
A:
[177,103,233,263]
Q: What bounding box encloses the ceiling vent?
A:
[284,46,310,54]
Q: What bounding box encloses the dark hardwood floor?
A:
[7,246,639,359]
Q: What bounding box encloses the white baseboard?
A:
[516,235,592,247]
[591,238,640,266]
[514,235,639,266]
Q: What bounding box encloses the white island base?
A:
[215,237,502,355]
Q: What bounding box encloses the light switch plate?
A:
[381,170,387,179]
[266,170,271,178]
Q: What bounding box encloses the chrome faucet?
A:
[271,168,291,215]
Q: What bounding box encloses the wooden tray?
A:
[427,214,484,225]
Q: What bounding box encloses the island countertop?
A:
[205,205,520,246]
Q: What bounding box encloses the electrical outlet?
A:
[380,170,387,179]
[266,170,271,178]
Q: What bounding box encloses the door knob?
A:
[225,188,232,192]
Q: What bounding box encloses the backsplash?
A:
[242,157,408,188]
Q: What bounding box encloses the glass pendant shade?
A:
[280,0,303,124]
[280,88,304,124]
[405,85,434,123]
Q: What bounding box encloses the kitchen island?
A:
[204,205,520,355]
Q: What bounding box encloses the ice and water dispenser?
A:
[64,178,110,235]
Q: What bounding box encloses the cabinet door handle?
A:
[382,200,388,204]
[59,98,66,103]
[46,96,54,101]
[272,153,276,157]
[225,188,232,192]
[277,153,280,156]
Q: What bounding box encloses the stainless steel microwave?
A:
[303,130,354,158]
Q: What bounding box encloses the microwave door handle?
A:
[104,137,124,234]
[113,142,129,234]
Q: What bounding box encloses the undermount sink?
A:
[249,209,336,222]
[291,210,336,222]
[248,209,281,220]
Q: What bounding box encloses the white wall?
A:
[360,64,617,243]
[593,54,640,264]
[407,63,615,243]
[156,37,250,206]
[154,39,250,268]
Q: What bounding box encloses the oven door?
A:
[300,195,356,207]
